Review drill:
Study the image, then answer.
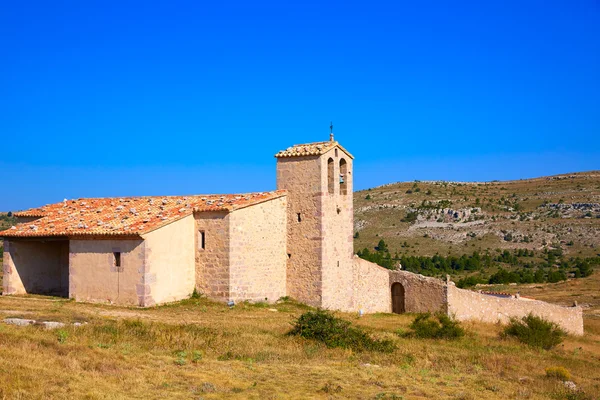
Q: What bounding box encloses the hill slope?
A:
[354,171,600,258]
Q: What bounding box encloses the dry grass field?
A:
[0,288,599,400]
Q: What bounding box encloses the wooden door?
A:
[391,283,405,314]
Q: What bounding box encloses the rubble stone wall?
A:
[388,270,448,314]
[195,211,230,300]
[447,285,584,335]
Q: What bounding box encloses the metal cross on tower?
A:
[329,121,334,141]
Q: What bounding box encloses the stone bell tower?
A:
[275,133,354,310]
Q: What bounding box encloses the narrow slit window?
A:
[200,231,206,250]
[113,252,121,268]
[297,213,302,222]
[327,157,334,195]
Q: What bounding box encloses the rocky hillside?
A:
[354,171,600,269]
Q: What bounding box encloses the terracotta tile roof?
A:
[1,191,286,238]
[275,141,354,159]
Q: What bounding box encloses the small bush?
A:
[404,312,465,340]
[502,314,566,349]
[56,329,69,344]
[545,366,571,381]
[288,309,395,353]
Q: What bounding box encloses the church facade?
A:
[0,136,584,335]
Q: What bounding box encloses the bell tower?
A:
[275,134,354,310]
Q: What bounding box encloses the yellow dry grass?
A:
[0,294,599,399]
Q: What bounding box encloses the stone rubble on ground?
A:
[3,318,87,330]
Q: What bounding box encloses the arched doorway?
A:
[391,283,405,314]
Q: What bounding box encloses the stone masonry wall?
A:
[447,285,584,335]
[143,215,195,306]
[69,238,145,306]
[195,211,230,300]
[320,147,355,311]
[229,197,287,303]
[351,258,447,314]
[389,270,448,314]
[277,156,323,306]
[352,257,391,313]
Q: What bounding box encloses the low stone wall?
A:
[447,285,584,335]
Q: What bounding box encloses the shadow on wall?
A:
[8,240,69,297]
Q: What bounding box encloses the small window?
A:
[113,252,121,268]
[297,213,302,222]
[200,231,206,250]
[327,158,335,195]
[287,253,292,259]
[335,148,338,157]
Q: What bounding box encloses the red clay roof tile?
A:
[1,191,286,238]
[275,141,353,159]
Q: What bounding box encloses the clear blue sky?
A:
[1,1,598,211]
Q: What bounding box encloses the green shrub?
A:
[545,366,571,381]
[56,329,69,344]
[502,314,566,349]
[404,312,465,339]
[288,309,395,353]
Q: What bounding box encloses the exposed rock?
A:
[3,318,35,326]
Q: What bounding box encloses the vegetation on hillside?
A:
[401,312,465,340]
[288,309,395,352]
[502,314,566,350]
[357,239,598,287]
[355,172,600,255]
[0,212,15,230]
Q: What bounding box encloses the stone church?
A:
[0,136,583,335]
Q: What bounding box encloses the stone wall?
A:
[447,285,584,335]
[352,257,391,313]
[350,257,448,314]
[143,215,195,306]
[69,238,144,306]
[389,270,448,314]
[277,156,323,306]
[2,239,69,296]
[320,147,355,311]
[195,211,230,300]
[229,197,287,303]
